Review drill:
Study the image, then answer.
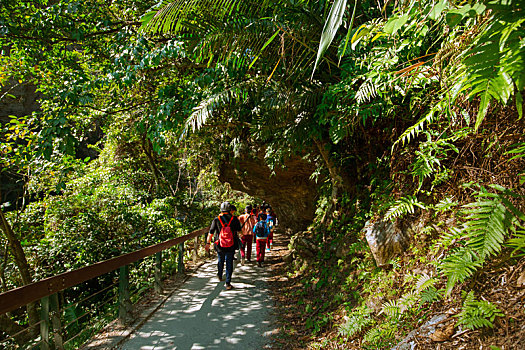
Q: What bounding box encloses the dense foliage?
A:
[0,0,524,348]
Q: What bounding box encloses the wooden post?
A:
[178,243,184,274]
[193,236,198,263]
[118,265,131,324]
[154,252,162,293]
[50,293,63,350]
[40,296,50,350]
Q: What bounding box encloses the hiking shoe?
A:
[257,261,262,267]
[266,248,270,252]
[246,258,251,263]
[241,257,245,266]
[225,284,234,290]
[217,275,223,282]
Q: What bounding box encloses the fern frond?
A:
[449,3,525,130]
[433,197,459,213]
[363,322,397,346]
[439,248,483,294]
[385,195,426,221]
[507,229,525,256]
[338,306,374,338]
[455,291,504,330]
[379,299,400,318]
[398,290,419,313]
[391,102,442,150]
[461,185,520,259]
[183,79,257,136]
[462,199,513,259]
[355,78,378,104]
[420,286,442,304]
[437,226,464,250]
[415,273,436,293]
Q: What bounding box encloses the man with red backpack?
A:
[205,201,241,290]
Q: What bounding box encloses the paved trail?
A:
[118,253,277,350]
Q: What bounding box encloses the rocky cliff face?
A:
[219,153,318,232]
[0,81,41,122]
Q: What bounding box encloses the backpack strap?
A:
[218,214,234,227]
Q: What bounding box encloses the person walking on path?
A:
[238,205,256,265]
[205,201,241,290]
[253,213,270,267]
[265,208,276,251]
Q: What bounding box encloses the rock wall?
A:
[219,154,318,231]
[0,81,41,122]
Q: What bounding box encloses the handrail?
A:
[0,227,209,316]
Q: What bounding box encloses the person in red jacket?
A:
[238,205,257,265]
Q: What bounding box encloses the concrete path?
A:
[118,253,277,350]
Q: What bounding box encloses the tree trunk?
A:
[141,134,177,197]
[313,138,346,229]
[0,209,39,337]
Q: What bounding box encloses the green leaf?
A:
[383,14,408,35]
[351,24,371,50]
[249,29,280,69]
[338,0,357,62]
[428,0,446,21]
[446,10,465,28]
[475,82,491,132]
[312,0,348,78]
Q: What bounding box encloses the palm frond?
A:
[142,0,266,35]
[183,80,256,136]
[312,0,349,77]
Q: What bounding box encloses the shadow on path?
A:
[118,254,276,350]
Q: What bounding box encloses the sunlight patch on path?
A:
[118,255,276,350]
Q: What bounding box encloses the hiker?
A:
[230,204,240,261]
[205,201,241,290]
[253,213,270,267]
[238,205,257,265]
[266,207,276,251]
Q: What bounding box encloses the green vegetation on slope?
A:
[1,0,524,348]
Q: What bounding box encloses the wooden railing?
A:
[0,226,209,349]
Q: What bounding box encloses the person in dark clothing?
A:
[205,201,241,290]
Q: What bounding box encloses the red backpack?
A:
[216,215,234,248]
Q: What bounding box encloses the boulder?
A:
[364,218,413,266]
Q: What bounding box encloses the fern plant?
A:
[449,0,525,129]
[338,306,374,338]
[455,291,504,330]
[363,322,397,348]
[506,141,525,185]
[439,185,525,293]
[507,228,525,257]
[384,195,426,221]
[355,78,378,105]
[409,129,461,191]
